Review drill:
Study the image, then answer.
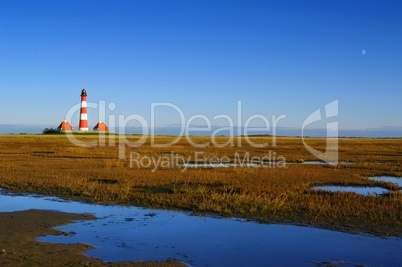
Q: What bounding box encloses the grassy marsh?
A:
[0,135,401,236]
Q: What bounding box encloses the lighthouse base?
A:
[79,128,89,132]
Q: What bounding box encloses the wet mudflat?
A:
[0,209,96,266]
[1,189,401,267]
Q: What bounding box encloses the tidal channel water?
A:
[0,188,401,266]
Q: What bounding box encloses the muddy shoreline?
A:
[0,209,185,266]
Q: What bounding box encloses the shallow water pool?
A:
[310,185,390,196]
[368,176,402,187]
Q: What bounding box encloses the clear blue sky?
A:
[0,0,401,135]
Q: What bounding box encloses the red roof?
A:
[57,120,73,131]
[93,121,109,132]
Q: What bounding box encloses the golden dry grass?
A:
[0,134,401,236]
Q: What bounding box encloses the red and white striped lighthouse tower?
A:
[79,88,89,131]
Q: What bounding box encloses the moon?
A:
[361,49,366,55]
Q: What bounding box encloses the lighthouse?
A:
[79,88,89,131]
